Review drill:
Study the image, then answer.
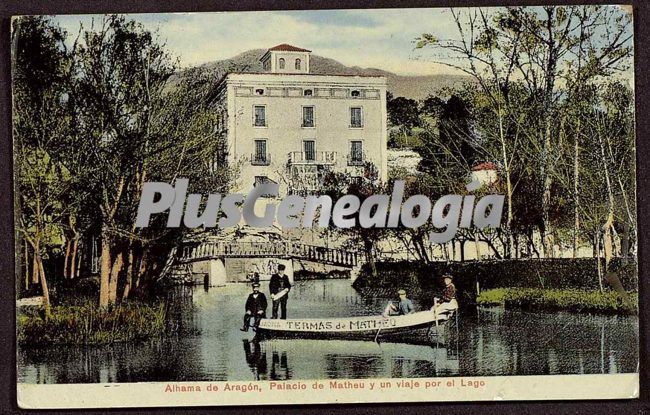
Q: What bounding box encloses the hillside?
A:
[181,49,470,101]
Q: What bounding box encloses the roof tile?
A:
[268,44,312,52]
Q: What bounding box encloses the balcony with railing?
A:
[250,153,271,166]
[347,151,366,166]
[288,151,337,165]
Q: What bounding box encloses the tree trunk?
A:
[410,235,425,262]
[31,252,40,285]
[24,240,30,291]
[123,245,135,299]
[595,232,603,292]
[498,112,515,258]
[63,237,72,279]
[363,238,378,280]
[598,121,616,272]
[603,211,615,271]
[37,255,51,319]
[572,118,581,258]
[135,250,148,289]
[416,234,430,263]
[108,248,124,305]
[621,222,630,264]
[70,236,79,280]
[99,231,112,308]
[541,9,558,259]
[32,242,51,319]
[513,234,519,258]
[460,240,465,261]
[541,176,554,258]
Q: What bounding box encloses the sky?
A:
[51,7,633,77]
[51,9,466,76]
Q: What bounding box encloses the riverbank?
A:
[17,300,171,346]
[352,259,638,314]
[18,278,199,346]
[477,288,637,314]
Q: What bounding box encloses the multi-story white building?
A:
[213,44,388,195]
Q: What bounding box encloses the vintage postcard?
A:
[13,5,638,408]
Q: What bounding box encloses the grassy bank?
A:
[476,288,637,314]
[18,300,172,346]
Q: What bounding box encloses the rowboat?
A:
[255,310,456,344]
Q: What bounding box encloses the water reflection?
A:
[243,340,267,380]
[238,338,459,380]
[459,307,638,376]
[17,280,638,384]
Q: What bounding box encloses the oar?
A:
[376,302,395,343]
[433,299,440,337]
[373,328,381,343]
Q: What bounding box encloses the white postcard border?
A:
[17,373,639,409]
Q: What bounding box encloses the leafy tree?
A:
[70,16,233,306]
[12,16,74,316]
[387,94,421,148]
[416,5,633,257]
[321,163,388,279]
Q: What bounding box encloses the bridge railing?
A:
[179,241,360,267]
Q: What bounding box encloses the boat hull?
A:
[255,311,453,344]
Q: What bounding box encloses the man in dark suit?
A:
[241,282,268,332]
[269,263,291,319]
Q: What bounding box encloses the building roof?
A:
[267,44,312,52]
[471,162,498,171]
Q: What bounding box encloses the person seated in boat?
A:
[241,283,268,332]
[382,289,415,317]
[269,264,291,319]
[432,274,458,318]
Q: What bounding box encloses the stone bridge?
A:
[167,241,362,286]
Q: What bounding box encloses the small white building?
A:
[213,44,388,195]
[470,162,499,187]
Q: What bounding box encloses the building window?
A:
[302,106,314,127]
[349,140,363,165]
[303,140,316,161]
[303,89,313,96]
[255,88,264,95]
[252,139,269,165]
[350,107,363,128]
[279,58,285,69]
[254,105,266,127]
[295,58,301,70]
[351,90,360,97]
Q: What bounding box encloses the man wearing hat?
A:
[241,282,268,332]
[432,274,458,317]
[269,263,292,319]
[382,289,416,317]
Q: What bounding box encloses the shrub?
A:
[17,299,175,346]
[476,288,638,314]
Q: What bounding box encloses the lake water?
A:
[17,279,638,383]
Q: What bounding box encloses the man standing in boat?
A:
[270,263,291,319]
[241,282,268,332]
[432,274,458,317]
[382,289,416,317]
